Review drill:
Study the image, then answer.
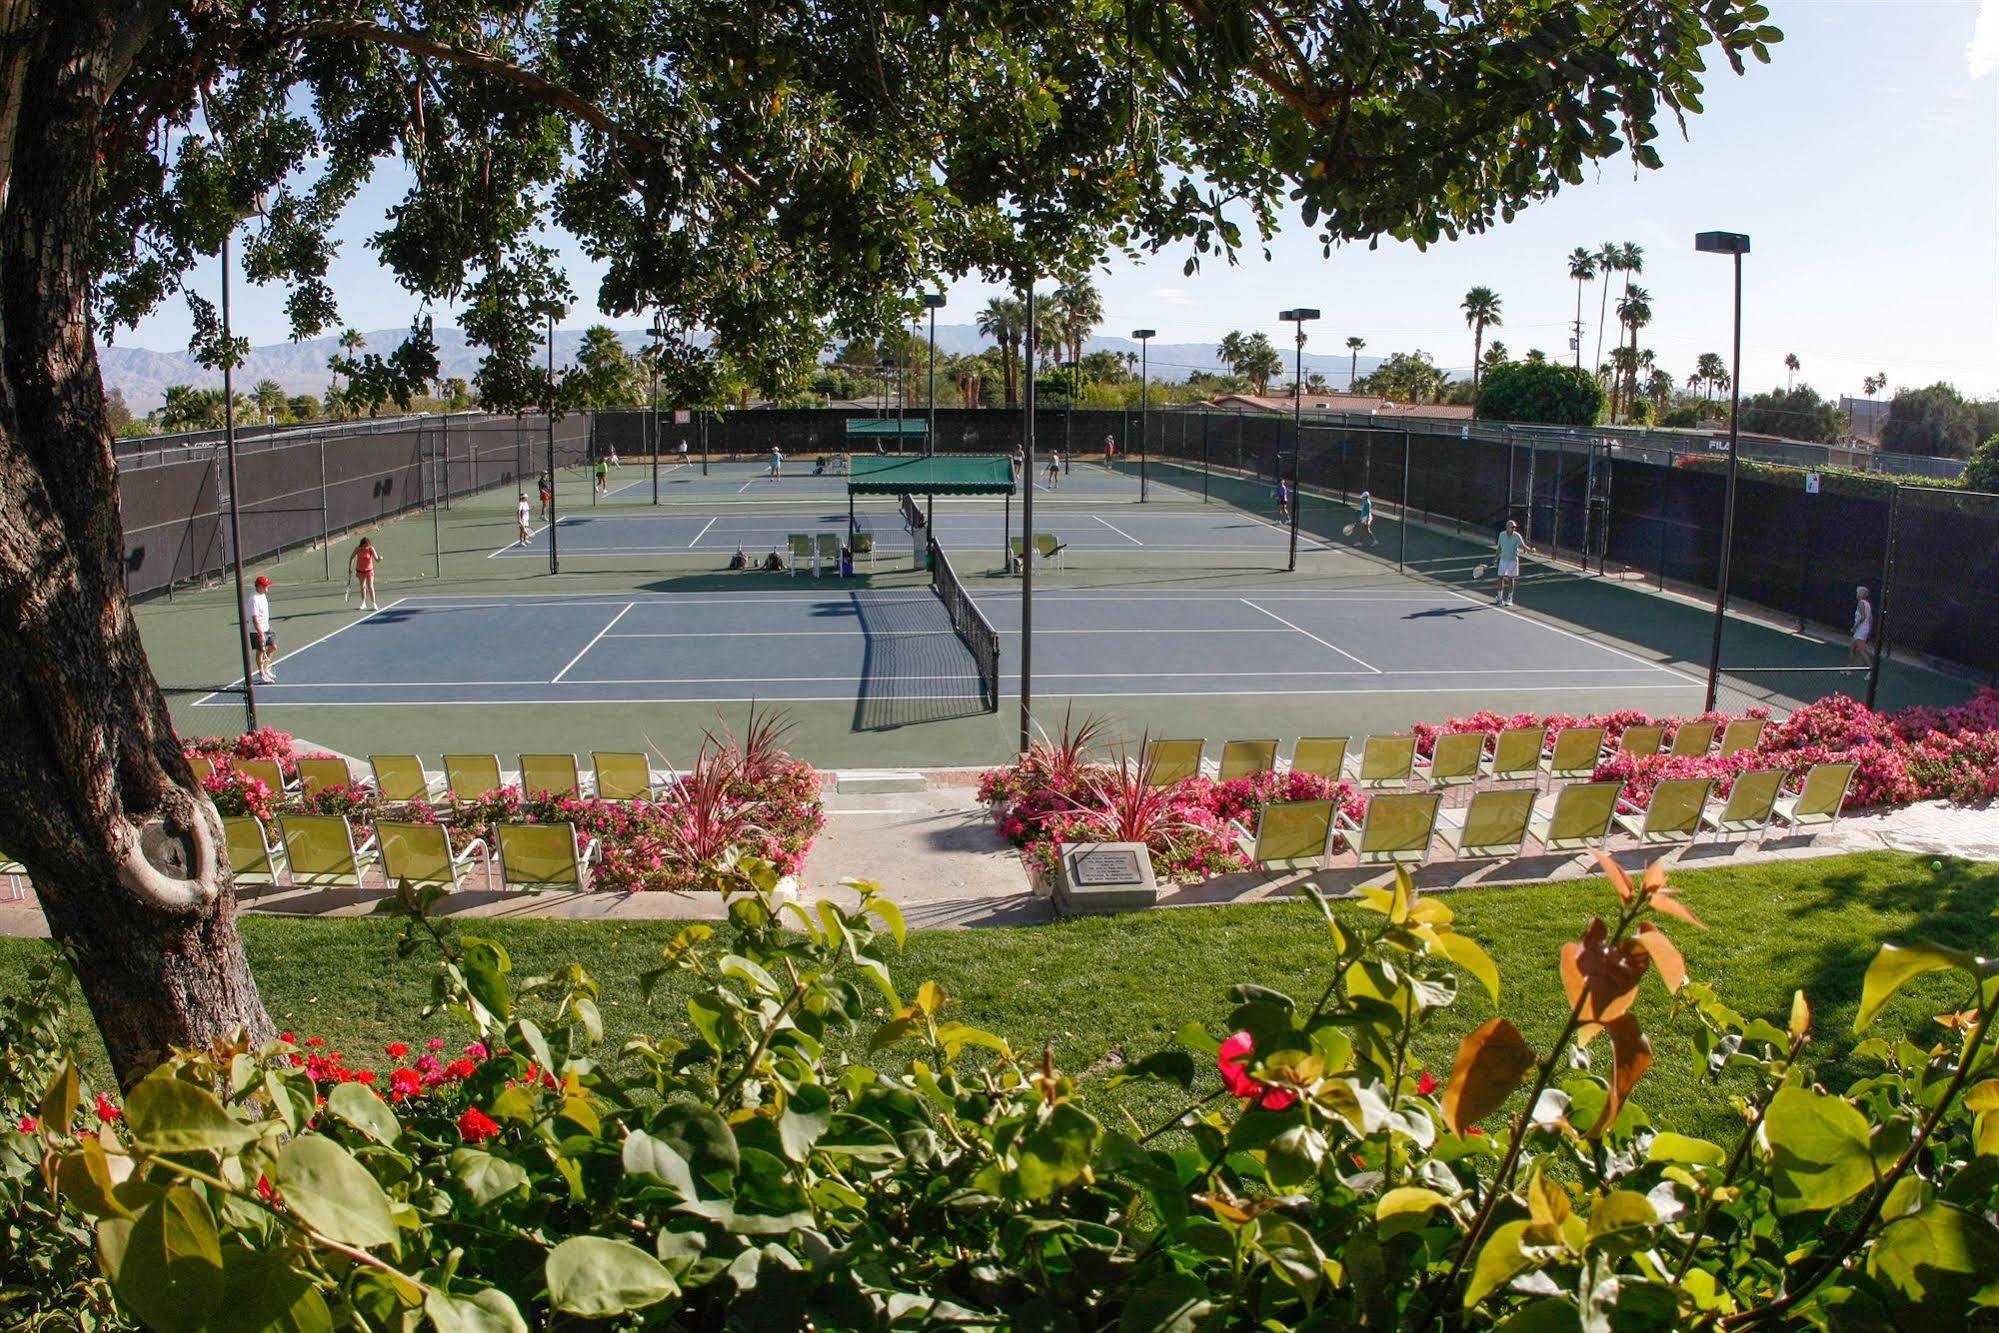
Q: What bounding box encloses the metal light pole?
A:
[219,228,258,731]
[1020,277,1038,753]
[650,314,668,505]
[546,311,560,576]
[1280,308,1320,573]
[924,292,945,530]
[1132,329,1155,502]
[1695,231,1751,711]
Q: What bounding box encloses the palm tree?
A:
[1345,335,1366,389]
[1567,247,1596,368]
[253,378,285,424]
[1863,372,1887,400]
[1592,243,1619,375]
[1461,286,1503,392]
[1693,352,1727,401]
[328,326,366,415]
[1784,353,1800,391]
[976,297,1026,407]
[1049,277,1104,374]
[1616,286,1651,419]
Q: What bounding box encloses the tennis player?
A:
[1495,519,1529,606]
[249,576,277,683]
[1848,586,1875,666]
[347,537,384,611]
[1357,490,1377,546]
[516,492,532,545]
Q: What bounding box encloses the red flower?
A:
[16,1115,37,1133]
[303,1037,325,1048]
[1417,1071,1439,1097]
[1216,1031,1298,1112]
[279,1032,298,1045]
[456,1107,500,1143]
[389,1068,422,1100]
[385,1042,408,1059]
[444,1058,477,1081]
[256,1175,276,1203]
[94,1093,120,1123]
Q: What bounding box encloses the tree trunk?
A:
[0,5,275,1085]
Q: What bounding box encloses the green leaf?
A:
[123,1076,259,1156]
[1465,1219,1539,1308]
[1763,1086,1875,1215]
[1584,1190,1657,1246]
[1174,1022,1219,1056]
[650,1102,739,1195]
[1377,1186,1450,1238]
[1855,942,1974,1032]
[209,1246,333,1333]
[424,1286,530,1333]
[96,1186,225,1333]
[1866,1202,1999,1309]
[866,895,906,948]
[1648,1132,1726,1168]
[544,1236,678,1316]
[620,1130,699,1199]
[38,1056,79,1135]
[326,1082,401,1146]
[1116,1271,1215,1332]
[776,1084,831,1163]
[1016,1103,1101,1200]
[275,1135,398,1249]
[459,938,514,1022]
[449,1148,530,1209]
[1435,931,1501,1006]
[935,1021,1012,1064]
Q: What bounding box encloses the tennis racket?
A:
[343,573,353,603]
[1474,563,1488,580]
[1342,522,1356,537]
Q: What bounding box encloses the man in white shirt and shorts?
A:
[1494,520,1529,607]
[249,575,277,682]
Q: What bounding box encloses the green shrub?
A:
[1475,361,1603,426]
[1962,435,1999,495]
[4,859,1997,1328]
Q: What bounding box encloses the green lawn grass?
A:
[5,851,1993,1143]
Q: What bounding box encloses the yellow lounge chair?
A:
[1348,734,1418,789]
[369,754,439,805]
[1718,718,1768,757]
[495,822,602,891]
[1436,788,1536,860]
[592,751,657,802]
[1700,769,1786,843]
[1611,777,1715,846]
[1420,731,1486,790]
[189,754,221,784]
[1289,737,1350,780]
[275,813,379,888]
[444,754,504,800]
[1143,738,1205,787]
[1772,762,1857,835]
[815,532,841,576]
[221,814,285,892]
[1337,792,1441,866]
[377,821,491,891]
[1230,800,1336,872]
[236,757,293,797]
[0,853,23,901]
[1539,726,1607,785]
[518,753,584,799]
[1484,726,1547,784]
[1618,725,1666,758]
[786,534,813,576]
[1033,533,1068,572]
[1528,781,1622,854]
[297,756,355,798]
[1218,739,1279,782]
[1669,719,1719,758]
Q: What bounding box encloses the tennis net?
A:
[901,493,926,531]
[929,537,999,709]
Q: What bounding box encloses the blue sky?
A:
[121,1,1998,399]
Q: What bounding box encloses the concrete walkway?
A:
[3,788,1995,941]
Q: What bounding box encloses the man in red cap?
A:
[249,575,276,683]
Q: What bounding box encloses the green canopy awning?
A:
[846,455,1015,496]
[844,419,929,437]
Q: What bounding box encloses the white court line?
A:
[1094,515,1145,546]
[1241,599,1382,674]
[491,542,1312,556]
[687,518,717,547]
[192,666,1670,688]
[1441,588,1701,686]
[374,590,1463,611]
[550,603,634,683]
[603,627,1307,639]
[191,598,408,706]
[737,477,757,493]
[204,682,1696,709]
[486,525,547,558]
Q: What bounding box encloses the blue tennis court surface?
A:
[496,505,1319,558]
[199,587,1696,708]
[604,458,1174,503]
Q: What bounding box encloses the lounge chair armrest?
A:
[455,837,490,866]
[1334,808,1361,833]
[1225,818,1254,842]
[1614,795,1643,814]
[355,832,380,859]
[581,838,602,867]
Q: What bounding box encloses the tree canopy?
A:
[1881,384,1979,458]
[1476,359,1604,426]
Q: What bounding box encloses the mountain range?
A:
[95,324,1386,408]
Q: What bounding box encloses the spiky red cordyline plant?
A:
[1026,704,1111,791]
[659,740,764,867]
[705,702,801,788]
[1075,735,1198,848]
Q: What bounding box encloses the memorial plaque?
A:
[1073,849,1143,886]
[1057,841,1159,916]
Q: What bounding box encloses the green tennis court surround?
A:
[846,455,1015,495]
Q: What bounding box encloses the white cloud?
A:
[1151,286,1196,307]
[1970,0,1999,76]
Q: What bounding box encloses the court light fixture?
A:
[1280,308,1320,572]
[1132,330,1156,502]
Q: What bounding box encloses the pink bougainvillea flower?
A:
[457,1107,500,1143]
[1216,1031,1298,1111]
[427,1037,446,1052]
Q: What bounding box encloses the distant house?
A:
[1197,392,1474,422]
[1840,395,1890,443]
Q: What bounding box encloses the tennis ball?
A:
[1931,860,1944,871]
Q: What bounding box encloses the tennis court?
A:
[192,584,1697,709]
